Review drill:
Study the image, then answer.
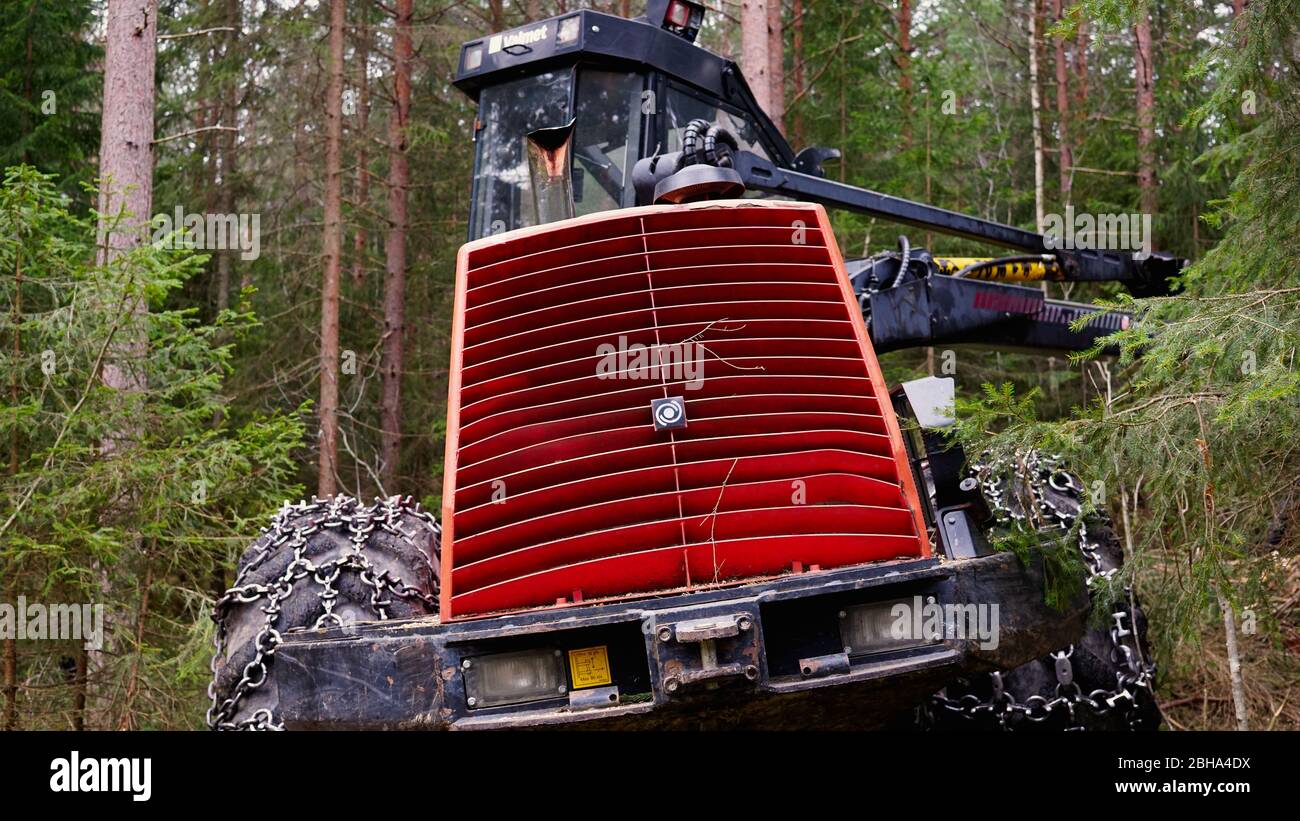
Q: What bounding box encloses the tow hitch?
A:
[654,612,761,694]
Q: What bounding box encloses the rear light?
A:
[665,0,692,27]
[654,0,704,42]
[462,649,566,708]
[840,598,939,656]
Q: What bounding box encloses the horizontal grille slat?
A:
[458,375,878,446]
[457,395,887,469]
[455,473,913,566]
[459,357,871,425]
[449,534,925,615]
[452,505,918,594]
[460,318,859,388]
[454,429,899,508]
[457,411,887,481]
[461,301,853,366]
[453,450,905,538]
[465,282,842,347]
[467,246,834,309]
[460,337,863,403]
[441,201,929,619]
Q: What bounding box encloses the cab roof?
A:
[453,8,795,167]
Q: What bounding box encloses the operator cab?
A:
[453,1,808,240]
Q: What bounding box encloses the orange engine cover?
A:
[440,200,930,620]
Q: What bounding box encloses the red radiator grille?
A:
[440,200,930,619]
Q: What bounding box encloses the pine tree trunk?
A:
[791,0,805,146]
[94,0,158,730]
[97,0,157,277]
[21,6,33,162]
[351,6,371,288]
[1,629,14,729]
[318,0,345,497]
[1028,0,1045,234]
[766,0,785,132]
[215,0,240,312]
[1074,18,1088,109]
[1052,0,1072,205]
[741,0,772,117]
[380,0,413,490]
[9,247,20,477]
[72,647,87,731]
[195,1,212,215]
[838,37,846,182]
[897,0,913,148]
[1134,8,1157,220]
[6,252,20,731]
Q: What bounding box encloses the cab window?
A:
[572,69,645,216]
[664,85,771,161]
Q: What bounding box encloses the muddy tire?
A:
[207,496,440,730]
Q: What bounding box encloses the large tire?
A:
[207,495,440,730]
[922,456,1162,731]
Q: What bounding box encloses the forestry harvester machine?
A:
[209,1,1180,730]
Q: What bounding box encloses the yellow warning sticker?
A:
[568,646,612,689]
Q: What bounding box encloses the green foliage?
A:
[989,520,1091,612]
[0,0,100,201]
[0,166,305,728]
[946,0,1300,695]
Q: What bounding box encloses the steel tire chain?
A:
[919,451,1157,731]
[206,495,440,731]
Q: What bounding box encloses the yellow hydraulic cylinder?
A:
[933,256,1062,282]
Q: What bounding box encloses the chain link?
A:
[920,452,1157,731]
[206,495,440,731]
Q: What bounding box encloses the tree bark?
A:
[838,32,846,182]
[94,0,158,730]
[351,4,371,288]
[97,0,157,282]
[21,2,34,162]
[97,0,155,401]
[215,0,241,312]
[1073,18,1088,109]
[1,629,14,730]
[767,0,785,133]
[1219,594,1250,730]
[5,248,21,730]
[72,647,87,731]
[741,0,772,117]
[1051,0,1072,205]
[1134,7,1157,219]
[897,0,913,148]
[380,0,413,491]
[791,0,805,146]
[318,0,345,497]
[1028,0,1045,234]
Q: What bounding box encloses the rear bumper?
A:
[275,551,1087,730]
